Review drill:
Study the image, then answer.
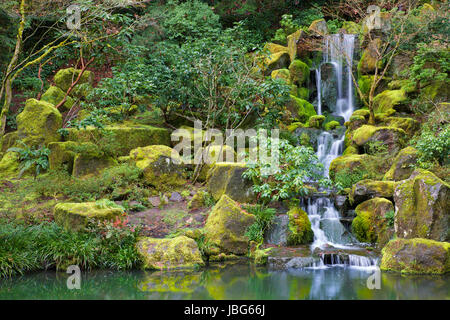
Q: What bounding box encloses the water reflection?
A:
[0,263,448,300]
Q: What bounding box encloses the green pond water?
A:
[0,263,448,300]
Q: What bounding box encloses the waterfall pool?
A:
[1,263,448,300]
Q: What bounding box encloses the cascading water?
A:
[305,33,377,268]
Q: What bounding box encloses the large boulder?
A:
[16,98,62,146]
[40,86,75,112]
[259,43,290,76]
[380,238,450,274]
[357,38,383,75]
[204,194,256,255]
[372,89,407,116]
[0,151,20,179]
[329,154,381,182]
[286,207,313,245]
[129,145,185,188]
[136,236,204,270]
[54,200,124,231]
[287,95,317,123]
[394,169,449,241]
[65,123,171,156]
[352,125,406,154]
[54,67,94,92]
[352,197,394,246]
[288,59,309,87]
[206,162,255,203]
[350,179,395,204]
[382,117,419,138]
[72,153,117,178]
[195,145,237,182]
[383,147,418,181]
[287,29,304,61]
[308,19,328,35]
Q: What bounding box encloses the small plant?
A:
[364,140,389,156]
[243,204,276,244]
[334,168,368,190]
[7,141,50,177]
[414,124,450,168]
[384,210,395,228]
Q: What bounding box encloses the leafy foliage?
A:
[414,124,450,168]
[7,142,50,177]
[243,204,276,243]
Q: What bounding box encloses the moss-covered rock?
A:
[352,125,406,154]
[346,115,367,131]
[72,153,117,178]
[358,38,383,75]
[308,19,328,35]
[206,162,255,203]
[287,95,317,123]
[289,59,309,87]
[271,68,290,83]
[287,29,304,61]
[372,89,407,116]
[136,236,204,270]
[352,197,394,246]
[0,151,20,179]
[342,145,359,156]
[358,75,374,98]
[54,201,124,231]
[187,190,209,210]
[258,44,290,76]
[394,169,449,241]
[16,98,62,146]
[380,238,450,274]
[350,179,395,204]
[324,120,341,131]
[329,154,377,182]
[54,67,94,92]
[48,141,98,172]
[382,117,419,137]
[308,115,325,129]
[129,145,185,188]
[341,21,361,34]
[383,146,418,181]
[287,207,313,245]
[196,145,237,181]
[387,79,416,94]
[40,86,75,112]
[65,124,170,156]
[287,122,305,132]
[204,195,256,255]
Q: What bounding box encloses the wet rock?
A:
[383,146,418,181]
[265,215,289,246]
[352,125,406,154]
[350,179,395,204]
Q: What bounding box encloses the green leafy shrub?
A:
[334,167,368,190]
[272,14,301,44]
[243,204,277,243]
[414,124,450,168]
[384,210,395,228]
[7,142,50,177]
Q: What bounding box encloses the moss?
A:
[136,236,204,270]
[252,248,272,265]
[352,124,406,153]
[40,86,75,112]
[287,122,304,132]
[129,145,185,188]
[195,145,237,182]
[287,207,313,245]
[307,115,325,129]
[289,59,310,86]
[324,120,341,131]
[380,238,450,274]
[329,154,384,182]
[16,98,62,145]
[372,89,407,116]
[271,68,290,83]
[343,145,358,155]
[298,87,309,100]
[288,95,317,123]
[54,201,124,231]
[308,19,327,35]
[65,124,171,156]
[357,38,383,75]
[382,117,419,137]
[358,75,374,97]
[206,162,255,203]
[387,79,416,93]
[263,43,289,55]
[53,67,94,92]
[352,197,394,246]
[383,146,418,181]
[0,151,20,179]
[48,141,101,173]
[350,179,395,204]
[187,190,209,210]
[72,153,117,178]
[342,21,360,34]
[287,29,303,61]
[204,194,256,255]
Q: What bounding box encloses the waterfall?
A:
[315,68,322,115]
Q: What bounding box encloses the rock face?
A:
[53,67,94,92]
[383,146,418,181]
[16,98,62,146]
[204,195,256,255]
[129,145,185,188]
[65,124,171,156]
[195,145,237,182]
[286,207,313,245]
[289,59,309,87]
[380,238,450,274]
[206,162,255,203]
[350,179,395,204]
[352,197,394,246]
[0,151,20,178]
[329,154,377,181]
[72,153,117,178]
[358,38,382,74]
[394,169,449,241]
[287,95,317,123]
[40,86,75,112]
[372,89,407,116]
[136,236,204,270]
[54,201,124,231]
[352,125,406,154]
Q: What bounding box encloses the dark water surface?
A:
[0,263,448,300]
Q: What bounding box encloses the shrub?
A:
[7,141,50,177]
[243,204,277,244]
[414,124,450,168]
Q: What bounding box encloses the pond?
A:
[1,263,448,300]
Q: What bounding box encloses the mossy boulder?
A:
[65,124,170,156]
[259,44,290,76]
[0,131,19,153]
[352,125,406,154]
[341,21,361,34]
[287,29,304,61]
[0,151,20,179]
[308,19,328,35]
[16,98,62,146]
[54,67,94,92]
[342,145,358,156]
[380,238,450,274]
[308,115,325,129]
[350,179,395,204]
[372,89,407,116]
[48,141,99,173]
[329,154,375,181]
[129,145,185,188]
[136,236,204,270]
[204,195,256,255]
[206,162,255,203]
[382,117,419,137]
[40,86,75,112]
[287,95,317,123]
[357,38,383,75]
[271,68,290,83]
[346,115,367,131]
[324,120,341,131]
[287,207,313,245]
[72,153,117,178]
[196,145,237,182]
[288,59,309,87]
[394,169,449,241]
[187,190,209,210]
[352,197,394,246]
[54,201,124,231]
[383,147,418,181]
